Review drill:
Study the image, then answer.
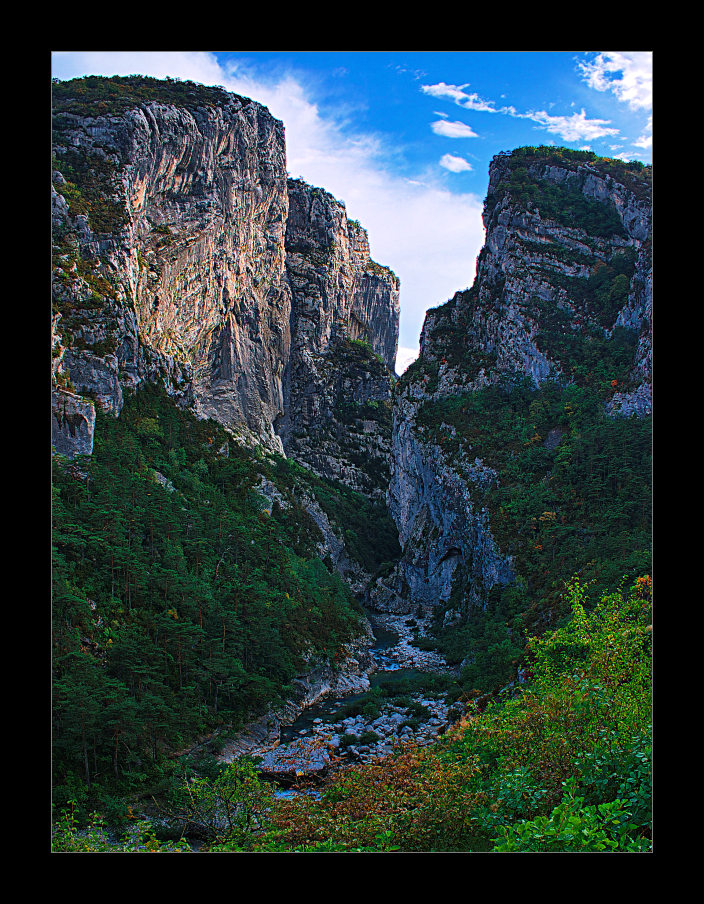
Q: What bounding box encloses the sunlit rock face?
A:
[52,83,292,455]
[51,79,400,468]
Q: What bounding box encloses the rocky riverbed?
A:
[217,611,465,789]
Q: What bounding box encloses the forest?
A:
[52,379,652,852]
[52,385,391,823]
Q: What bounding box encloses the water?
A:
[279,612,403,743]
[279,690,367,742]
[264,611,458,803]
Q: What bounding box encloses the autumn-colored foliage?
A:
[255,575,652,852]
[262,741,485,852]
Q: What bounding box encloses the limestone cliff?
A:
[371,147,653,618]
[52,78,291,454]
[51,77,399,478]
[280,178,399,499]
[51,81,650,633]
[415,148,651,406]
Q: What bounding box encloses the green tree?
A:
[159,759,275,849]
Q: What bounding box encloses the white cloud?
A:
[440,153,473,173]
[522,108,620,142]
[578,51,653,111]
[431,119,479,139]
[396,345,419,374]
[51,50,226,86]
[50,51,485,356]
[633,115,653,150]
[422,82,498,113]
[420,66,638,148]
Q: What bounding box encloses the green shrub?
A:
[492,780,650,852]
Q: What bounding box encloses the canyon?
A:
[51,76,652,793]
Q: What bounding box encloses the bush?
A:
[158,759,275,850]
[52,803,191,853]
[492,779,650,852]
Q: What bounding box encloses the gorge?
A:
[51,75,652,853]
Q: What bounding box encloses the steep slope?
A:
[52,76,291,453]
[51,76,400,471]
[372,148,652,661]
[51,76,402,798]
[281,178,399,499]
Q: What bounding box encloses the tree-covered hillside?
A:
[52,385,397,820]
[51,130,652,852]
[393,145,652,697]
[53,574,652,852]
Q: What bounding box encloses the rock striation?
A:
[51,77,400,475]
[414,149,652,405]
[372,391,514,614]
[52,81,291,454]
[371,147,653,617]
[51,79,651,656]
[279,179,399,499]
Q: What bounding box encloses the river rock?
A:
[258,737,333,785]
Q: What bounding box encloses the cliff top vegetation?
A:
[487,145,652,214]
[52,74,252,118]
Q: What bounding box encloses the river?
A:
[258,609,461,792]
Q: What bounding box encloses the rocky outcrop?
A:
[371,148,652,617]
[370,391,515,614]
[52,82,292,455]
[279,179,399,498]
[284,179,398,373]
[298,492,371,593]
[51,389,97,458]
[414,150,652,404]
[51,79,400,476]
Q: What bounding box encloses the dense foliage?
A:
[53,574,652,853]
[51,124,651,851]
[414,374,651,689]
[52,385,375,821]
[401,145,651,696]
[52,574,649,853]
[485,145,652,222]
[253,575,652,852]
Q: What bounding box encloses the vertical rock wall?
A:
[280,180,400,498]
[51,80,400,467]
[371,149,653,616]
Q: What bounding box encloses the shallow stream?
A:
[265,609,459,802]
[279,613,422,743]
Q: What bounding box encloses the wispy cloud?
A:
[633,115,653,150]
[422,82,498,112]
[423,75,622,144]
[519,108,620,142]
[577,51,653,112]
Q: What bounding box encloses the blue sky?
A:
[52,51,653,372]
